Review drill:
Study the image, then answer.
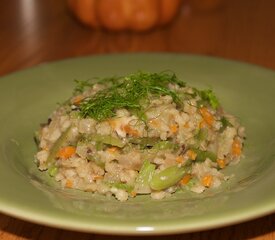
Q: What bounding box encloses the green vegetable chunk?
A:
[220,116,233,132]
[195,128,208,142]
[46,126,71,165]
[199,89,220,109]
[129,137,159,148]
[84,134,125,148]
[48,165,58,177]
[112,183,134,193]
[192,148,217,162]
[152,141,179,151]
[135,160,156,193]
[149,165,188,191]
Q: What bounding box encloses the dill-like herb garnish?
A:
[73,76,123,95]
[78,72,186,121]
[198,89,220,109]
[191,87,220,110]
[73,79,93,95]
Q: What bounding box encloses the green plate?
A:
[0,53,275,235]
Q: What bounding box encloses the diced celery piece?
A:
[86,134,125,148]
[129,137,158,148]
[149,165,188,191]
[135,159,156,193]
[46,126,71,165]
[48,165,58,177]
[152,141,179,151]
[112,183,134,193]
[195,128,208,142]
[192,148,217,162]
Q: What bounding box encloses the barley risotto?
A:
[35,72,245,201]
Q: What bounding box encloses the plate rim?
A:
[0,53,275,235]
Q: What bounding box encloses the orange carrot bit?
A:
[199,120,207,129]
[107,146,119,154]
[232,139,242,156]
[176,156,184,164]
[57,146,76,159]
[199,107,214,126]
[72,95,84,105]
[93,175,104,181]
[201,175,213,188]
[130,191,137,198]
[65,179,73,188]
[123,124,140,137]
[180,174,192,185]
[217,159,226,169]
[169,124,178,134]
[108,119,117,129]
[187,149,197,160]
[149,119,160,128]
[183,122,190,128]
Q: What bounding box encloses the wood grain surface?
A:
[0,0,275,239]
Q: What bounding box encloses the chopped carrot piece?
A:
[108,119,117,129]
[169,124,178,134]
[130,191,137,197]
[199,120,207,129]
[187,149,197,160]
[57,146,76,159]
[107,146,119,154]
[65,179,73,188]
[183,122,189,128]
[72,95,84,105]
[123,124,140,137]
[180,174,192,185]
[149,119,160,127]
[176,156,184,163]
[201,175,213,187]
[232,139,242,156]
[217,159,226,169]
[199,107,214,126]
[93,175,104,180]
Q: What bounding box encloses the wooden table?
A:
[1,0,275,239]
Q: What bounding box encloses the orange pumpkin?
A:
[68,0,182,31]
